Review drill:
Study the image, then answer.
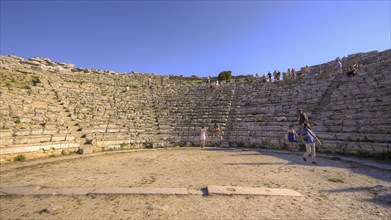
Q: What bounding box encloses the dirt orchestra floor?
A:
[0,147,390,219]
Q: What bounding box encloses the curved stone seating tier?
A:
[223,71,338,148]
[0,49,390,161]
[308,61,391,155]
[0,70,79,161]
[150,82,236,146]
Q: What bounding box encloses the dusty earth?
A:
[0,147,390,219]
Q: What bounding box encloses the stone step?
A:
[0,141,80,155]
[318,140,389,154]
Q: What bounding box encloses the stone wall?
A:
[0,49,390,162]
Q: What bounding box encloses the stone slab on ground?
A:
[0,186,41,195]
[207,185,304,197]
[31,188,96,195]
[187,189,204,195]
[92,187,189,195]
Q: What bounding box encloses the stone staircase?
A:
[310,61,391,155]
[221,71,337,149]
[41,75,91,153]
[0,69,79,162]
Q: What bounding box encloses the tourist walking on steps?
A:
[300,123,322,164]
[287,125,299,152]
[297,109,309,128]
[200,126,208,148]
[213,123,220,136]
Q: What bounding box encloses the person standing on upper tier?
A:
[292,68,297,79]
[267,71,272,82]
[287,68,291,79]
[336,57,343,74]
[305,65,311,78]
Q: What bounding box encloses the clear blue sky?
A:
[1,0,390,77]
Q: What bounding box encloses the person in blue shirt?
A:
[300,123,322,164]
[287,125,299,153]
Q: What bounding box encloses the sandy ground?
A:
[0,147,390,219]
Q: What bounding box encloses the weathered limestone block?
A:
[32,100,48,109]
[57,62,74,69]
[106,127,120,133]
[30,87,43,94]
[0,137,14,146]
[14,129,31,136]
[10,110,23,118]
[22,60,41,66]
[96,139,131,147]
[58,128,70,134]
[65,134,76,141]
[47,105,58,112]
[0,145,40,154]
[335,133,353,141]
[83,127,106,133]
[35,109,50,117]
[51,134,67,142]
[359,143,373,152]
[19,117,32,123]
[2,121,15,129]
[55,118,65,126]
[0,130,13,137]
[372,143,389,153]
[14,135,51,144]
[43,128,58,135]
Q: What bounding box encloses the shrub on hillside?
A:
[218,71,232,81]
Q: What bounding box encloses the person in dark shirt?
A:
[297,109,309,128]
[267,72,272,82]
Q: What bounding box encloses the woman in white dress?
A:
[200,126,208,148]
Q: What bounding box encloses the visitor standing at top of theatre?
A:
[297,109,309,128]
[305,66,311,78]
[336,57,343,74]
[291,68,297,79]
[287,68,291,79]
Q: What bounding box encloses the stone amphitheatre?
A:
[0,50,390,219]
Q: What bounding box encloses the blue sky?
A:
[1,0,390,77]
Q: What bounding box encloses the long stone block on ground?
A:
[92,187,188,195]
[206,185,304,197]
[31,188,96,195]
[0,186,41,195]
